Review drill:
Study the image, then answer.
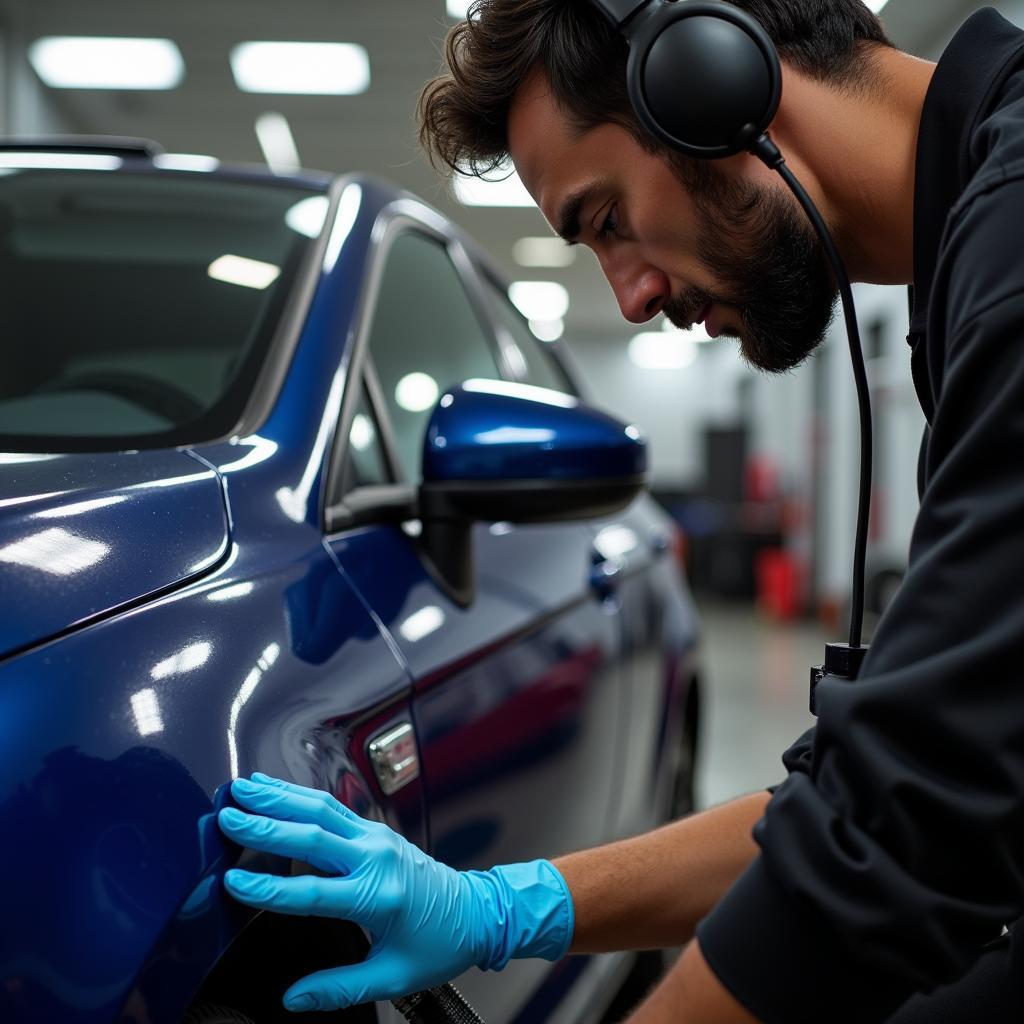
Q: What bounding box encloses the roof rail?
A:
[0,136,164,158]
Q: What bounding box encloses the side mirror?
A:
[419,379,648,604]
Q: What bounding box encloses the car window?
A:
[344,386,391,491]
[0,170,323,452]
[366,232,503,481]
[485,278,576,395]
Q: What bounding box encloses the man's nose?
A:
[605,261,671,324]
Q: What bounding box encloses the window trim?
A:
[232,174,352,438]
[322,199,516,531]
[471,259,582,398]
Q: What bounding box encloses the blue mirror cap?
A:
[423,379,648,483]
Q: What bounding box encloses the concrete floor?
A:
[693,601,826,810]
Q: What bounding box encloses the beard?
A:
[662,159,838,374]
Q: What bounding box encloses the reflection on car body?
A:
[0,139,701,1024]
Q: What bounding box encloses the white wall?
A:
[567,277,925,612]
[573,331,752,489]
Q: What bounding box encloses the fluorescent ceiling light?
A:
[231,41,370,95]
[255,112,301,174]
[454,162,534,207]
[208,254,281,291]
[29,36,185,90]
[0,153,122,171]
[865,1,890,12]
[629,332,697,370]
[153,153,220,173]
[447,0,472,16]
[285,195,330,238]
[509,281,570,321]
[513,237,576,268]
[664,316,714,343]
[530,318,565,342]
[395,372,440,413]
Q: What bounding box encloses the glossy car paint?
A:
[423,382,647,482]
[0,450,228,659]
[0,162,700,1024]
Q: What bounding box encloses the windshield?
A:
[0,169,327,452]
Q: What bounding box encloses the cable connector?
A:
[749,131,785,170]
[809,643,870,715]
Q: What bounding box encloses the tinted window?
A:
[486,279,575,395]
[0,170,323,451]
[367,233,503,480]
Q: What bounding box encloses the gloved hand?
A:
[218,773,574,1012]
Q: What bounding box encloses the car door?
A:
[322,210,629,1022]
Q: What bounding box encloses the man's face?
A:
[507,72,837,373]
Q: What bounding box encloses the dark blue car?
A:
[0,140,701,1024]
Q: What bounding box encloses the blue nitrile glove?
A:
[217,773,574,1012]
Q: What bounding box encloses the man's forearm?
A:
[554,791,769,953]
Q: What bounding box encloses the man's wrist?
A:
[470,860,575,971]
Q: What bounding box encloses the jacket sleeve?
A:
[697,182,1024,1024]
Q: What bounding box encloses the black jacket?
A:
[696,9,1024,1022]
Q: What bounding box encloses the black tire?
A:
[182,1003,256,1024]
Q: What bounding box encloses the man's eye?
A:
[596,205,619,240]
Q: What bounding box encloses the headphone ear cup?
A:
[625,1,782,158]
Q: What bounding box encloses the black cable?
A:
[751,133,872,651]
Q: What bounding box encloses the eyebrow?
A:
[555,184,600,243]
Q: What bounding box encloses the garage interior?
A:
[2,0,1006,809]
[1,1,1021,1020]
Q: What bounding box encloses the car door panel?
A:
[329,517,624,1024]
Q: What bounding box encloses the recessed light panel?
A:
[530,318,565,342]
[454,163,535,207]
[29,37,185,90]
[513,237,576,268]
[509,282,570,322]
[231,42,370,95]
[629,332,697,370]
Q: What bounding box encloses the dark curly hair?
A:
[419,0,893,178]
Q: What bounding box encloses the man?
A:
[217,2,1024,1020]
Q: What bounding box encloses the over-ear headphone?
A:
[587,0,876,676]
[589,0,782,158]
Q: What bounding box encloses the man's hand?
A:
[626,942,762,1024]
[217,773,574,1012]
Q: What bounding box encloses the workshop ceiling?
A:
[0,0,984,341]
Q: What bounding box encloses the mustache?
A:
[663,286,719,330]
